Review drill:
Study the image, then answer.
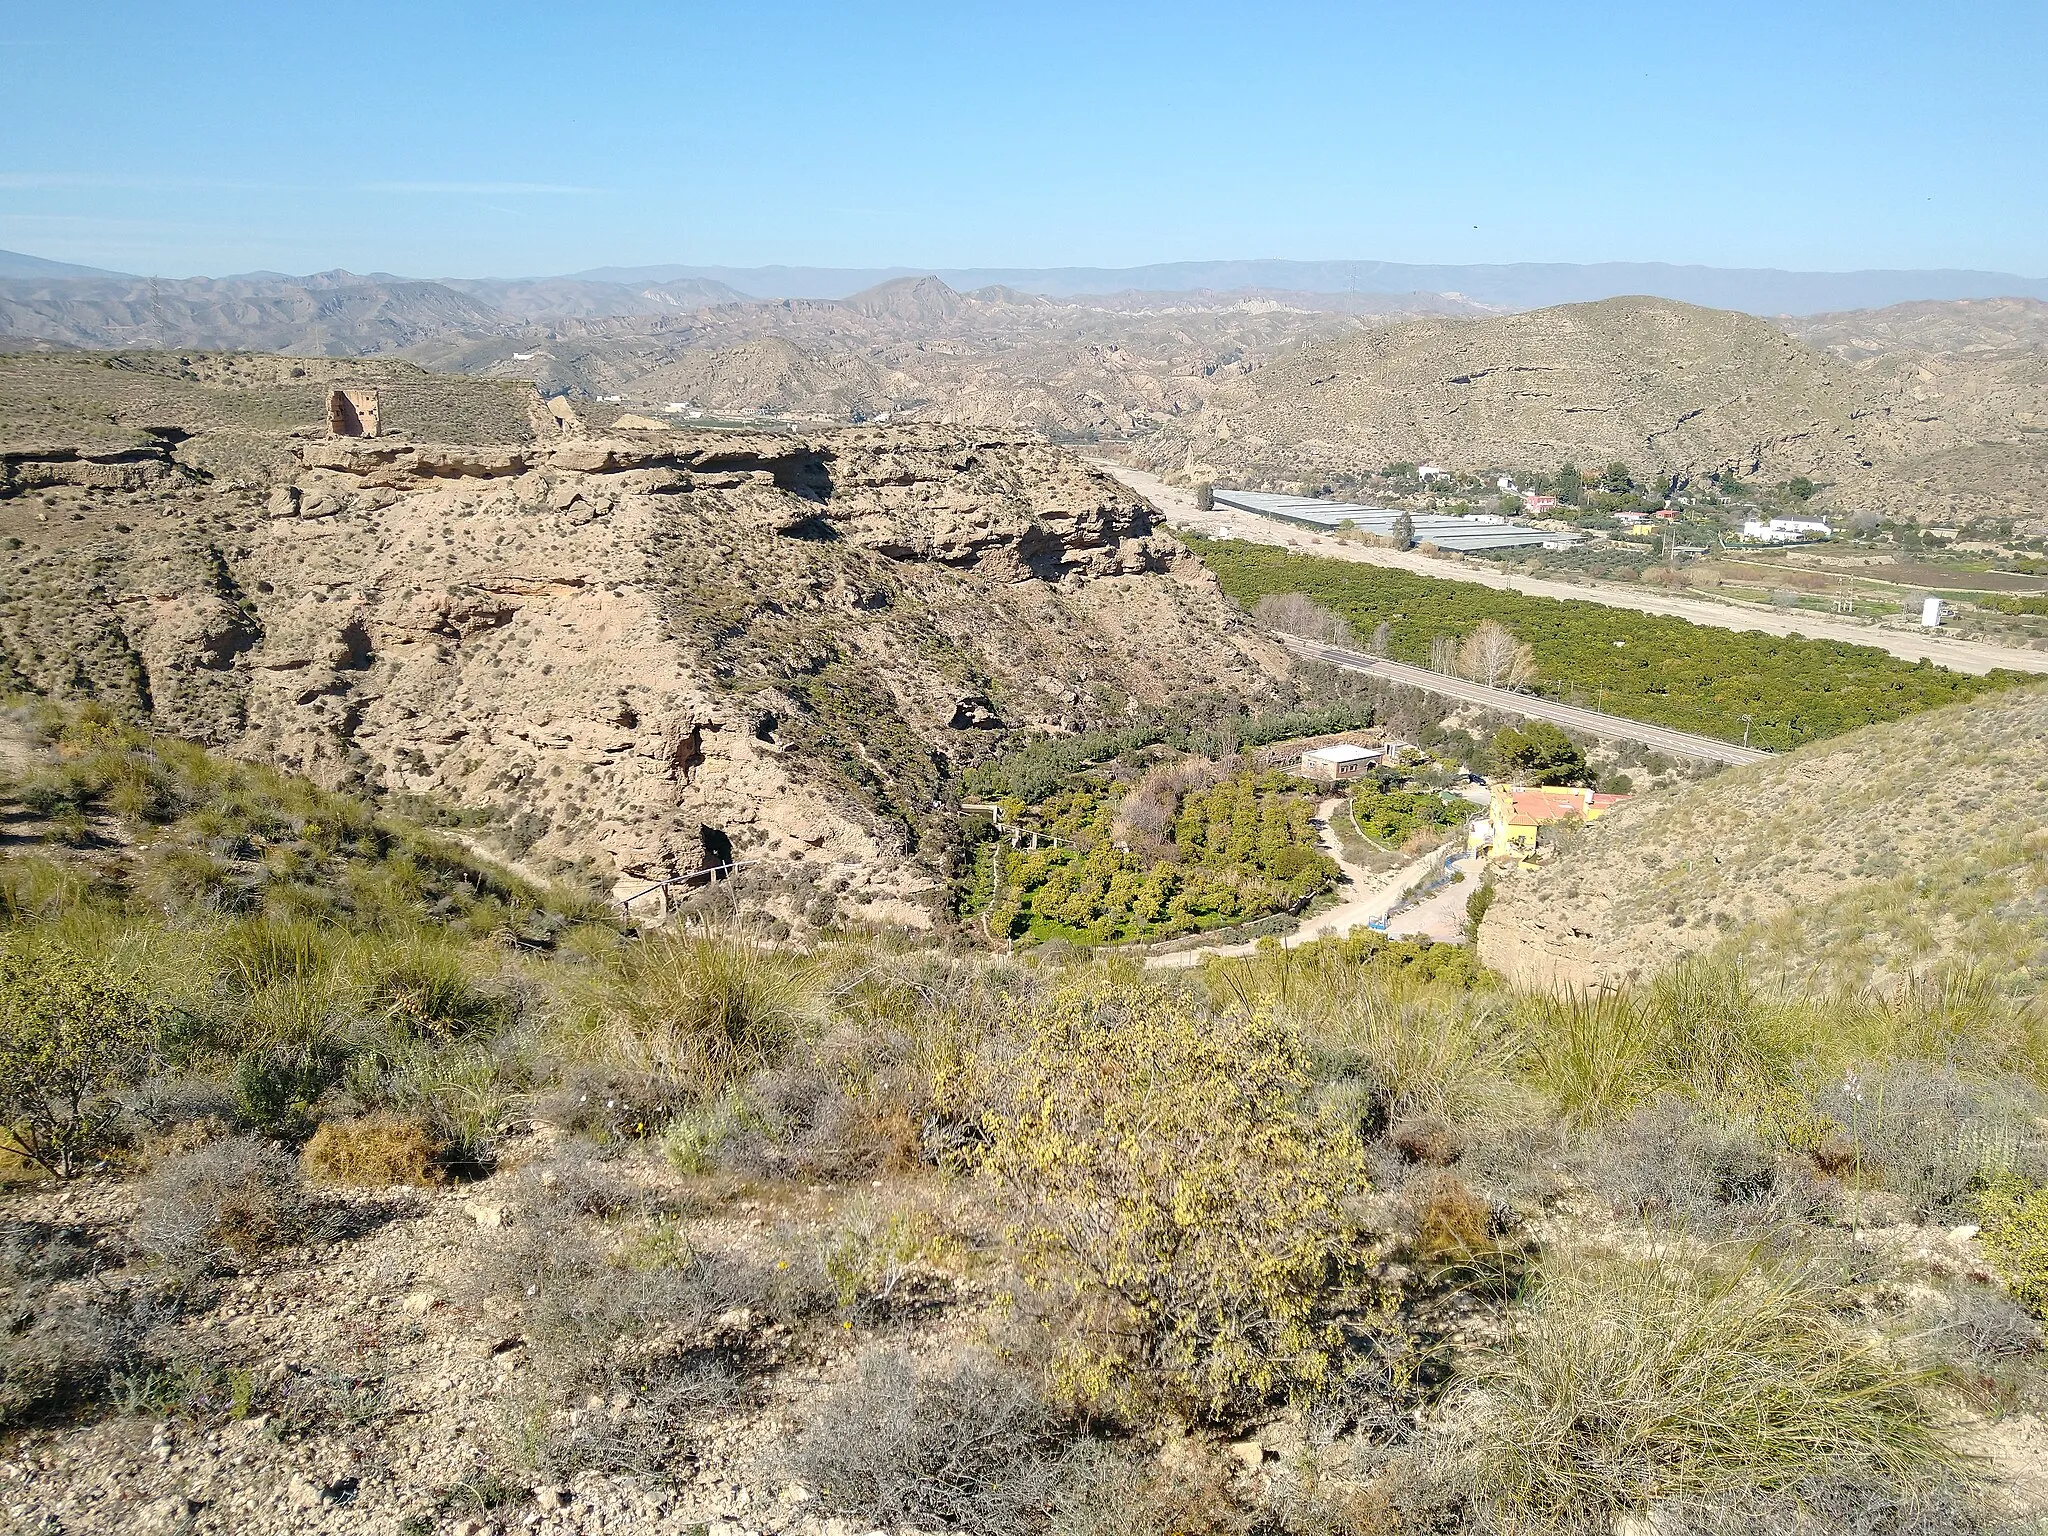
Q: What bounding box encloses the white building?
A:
[1299,743,1382,782]
[1741,517,1832,544]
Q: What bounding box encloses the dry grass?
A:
[579,930,818,1092]
[787,1347,1082,1536]
[301,1113,443,1187]
[1452,1241,1957,1529]
[132,1137,319,1280]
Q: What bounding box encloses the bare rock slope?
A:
[0,352,1284,925]
[1478,683,2048,993]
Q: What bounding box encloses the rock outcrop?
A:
[0,371,1286,928]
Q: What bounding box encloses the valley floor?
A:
[1100,462,2048,677]
[1145,802,1449,970]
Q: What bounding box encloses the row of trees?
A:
[1195,539,2027,750]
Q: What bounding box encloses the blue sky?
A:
[2,0,2043,278]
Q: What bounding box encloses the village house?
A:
[1470,783,1627,860]
[1298,743,1383,782]
[1741,516,1832,544]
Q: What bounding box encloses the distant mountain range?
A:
[0,249,129,280]
[5,249,2045,316]
[568,259,2048,315]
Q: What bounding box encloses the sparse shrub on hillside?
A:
[1921,1277,2044,1409]
[693,946,1028,1181]
[659,1096,745,1174]
[133,1136,319,1282]
[539,1067,693,1144]
[1451,1243,1955,1527]
[972,985,1373,1421]
[1600,1096,1836,1233]
[1403,1169,1498,1263]
[1814,1065,2047,1223]
[787,1347,1080,1536]
[471,1186,793,1476]
[0,1286,151,1429]
[817,1198,961,1322]
[302,1112,445,1187]
[0,931,162,1176]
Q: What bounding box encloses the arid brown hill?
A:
[0,351,1284,928]
[1137,296,2048,525]
[1477,683,2048,995]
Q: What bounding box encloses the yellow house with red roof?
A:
[1471,783,1627,861]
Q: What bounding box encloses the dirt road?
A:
[1099,461,2048,678]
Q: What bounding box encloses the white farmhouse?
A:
[1741,517,1832,543]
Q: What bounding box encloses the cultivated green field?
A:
[1191,537,2030,749]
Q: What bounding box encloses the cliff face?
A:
[0,386,1286,927]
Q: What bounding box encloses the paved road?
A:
[1281,635,1773,765]
[1098,461,2048,678]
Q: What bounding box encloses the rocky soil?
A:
[3,1137,986,1536]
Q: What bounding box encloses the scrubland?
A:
[5,703,2048,1535]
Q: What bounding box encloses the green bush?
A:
[1977,1173,2048,1318]
[971,984,1372,1421]
[232,1044,343,1138]
[0,933,161,1176]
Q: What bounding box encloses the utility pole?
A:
[1739,714,1754,747]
